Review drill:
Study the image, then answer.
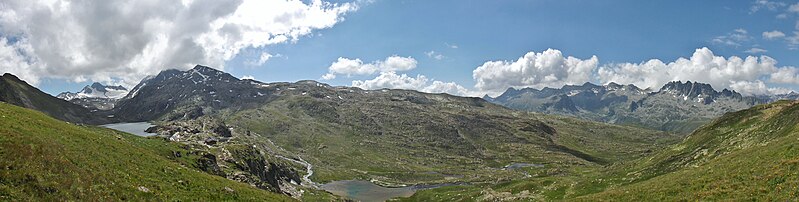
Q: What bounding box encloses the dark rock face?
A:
[660,81,721,104]
[212,124,232,137]
[113,65,283,122]
[197,152,225,176]
[228,147,300,192]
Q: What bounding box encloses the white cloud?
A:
[790,2,799,13]
[770,67,799,84]
[751,0,787,13]
[352,71,477,96]
[0,0,359,87]
[762,30,786,39]
[734,28,748,34]
[256,52,274,65]
[381,55,418,72]
[729,80,794,95]
[241,75,255,80]
[349,47,798,97]
[744,47,768,53]
[445,43,458,49]
[327,58,376,76]
[425,51,444,60]
[712,29,751,47]
[244,52,275,66]
[472,49,598,95]
[322,55,417,79]
[321,73,336,80]
[0,37,39,84]
[598,47,784,95]
[788,32,799,49]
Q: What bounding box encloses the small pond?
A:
[101,122,156,137]
[504,163,545,170]
[321,180,453,202]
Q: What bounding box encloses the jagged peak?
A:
[190,65,225,75]
[90,82,105,89]
[581,82,600,88]
[192,64,214,71]
[606,82,622,88]
[660,80,716,92]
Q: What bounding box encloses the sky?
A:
[2,0,799,97]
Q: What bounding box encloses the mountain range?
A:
[2,65,798,201]
[484,81,795,134]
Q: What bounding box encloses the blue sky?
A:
[6,0,799,96]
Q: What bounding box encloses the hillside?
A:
[487,81,764,134]
[0,73,107,124]
[0,102,293,201]
[583,100,799,200]
[403,100,799,201]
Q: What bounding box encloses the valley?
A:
[1,66,797,201]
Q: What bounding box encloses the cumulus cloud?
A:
[352,71,475,96]
[729,80,794,95]
[347,48,797,97]
[770,67,799,84]
[472,49,598,95]
[0,0,359,86]
[763,30,786,39]
[321,55,417,79]
[598,47,786,95]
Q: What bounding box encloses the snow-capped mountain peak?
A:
[57,82,129,100]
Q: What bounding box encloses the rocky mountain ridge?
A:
[486,81,780,133]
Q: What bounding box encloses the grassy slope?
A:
[0,102,292,201]
[582,100,799,200]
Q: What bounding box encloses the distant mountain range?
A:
[57,82,129,110]
[485,81,798,134]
